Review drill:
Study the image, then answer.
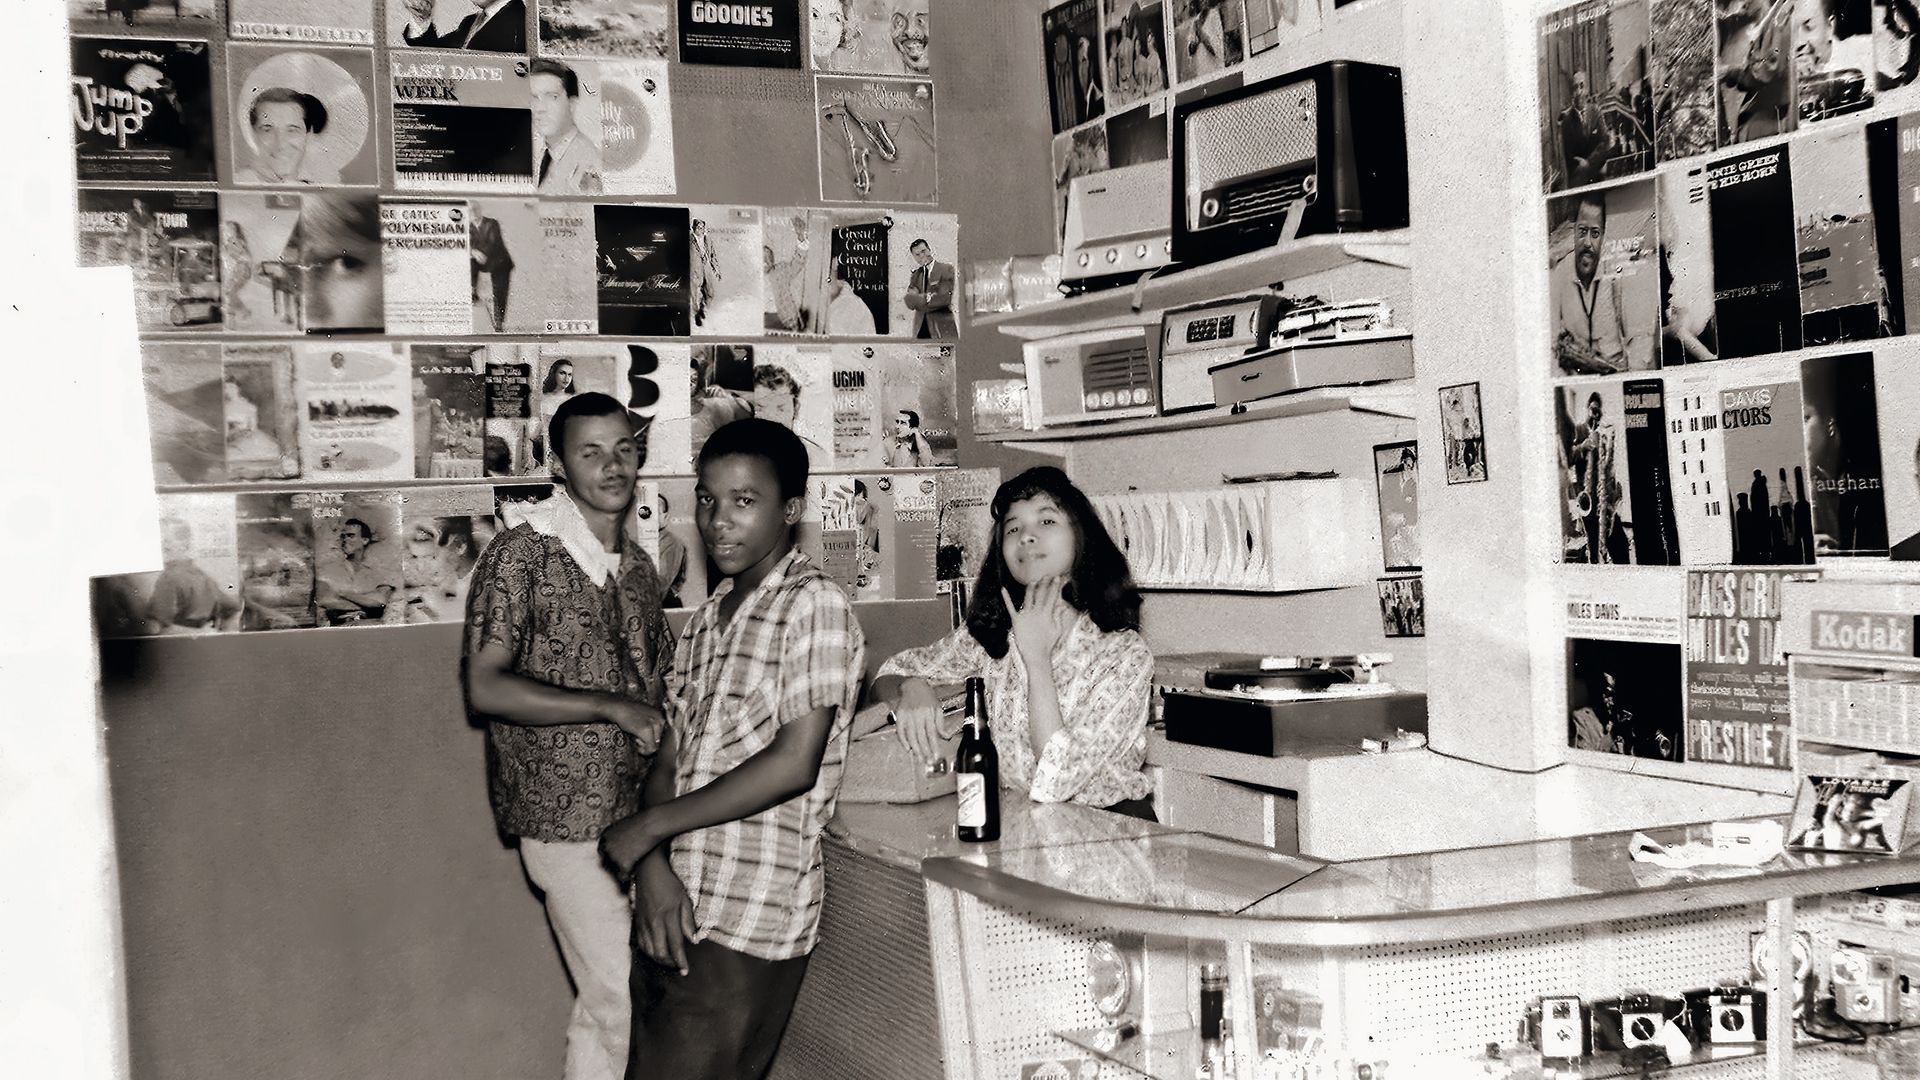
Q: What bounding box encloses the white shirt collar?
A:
[501,487,629,586]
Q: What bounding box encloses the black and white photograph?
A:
[1439,382,1488,485]
[822,212,889,335]
[1567,636,1683,761]
[295,343,412,480]
[410,344,487,479]
[76,190,223,333]
[1793,0,1875,124]
[227,44,377,186]
[1102,0,1168,111]
[71,36,216,182]
[764,206,831,333]
[1792,127,1888,346]
[390,52,534,192]
[466,198,533,334]
[555,58,675,196]
[222,342,302,481]
[138,342,226,485]
[681,0,802,67]
[390,0,529,53]
[1042,0,1105,133]
[810,0,932,75]
[1376,575,1425,638]
[1051,122,1110,241]
[396,486,495,624]
[1557,380,1637,565]
[539,0,670,58]
[1105,99,1170,166]
[1171,0,1246,87]
[594,203,692,335]
[1649,0,1716,161]
[1373,440,1421,572]
[234,491,318,629]
[307,490,405,626]
[888,211,958,338]
[1716,0,1797,145]
[686,204,768,335]
[816,74,937,204]
[228,0,377,45]
[1537,0,1653,192]
[1548,178,1659,375]
[69,0,216,30]
[94,494,242,639]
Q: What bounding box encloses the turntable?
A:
[1161,654,1426,757]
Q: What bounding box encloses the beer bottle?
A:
[954,676,1000,842]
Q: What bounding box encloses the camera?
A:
[1685,985,1766,1044]
[1598,993,1676,1050]
[1527,995,1590,1061]
[1833,948,1899,1024]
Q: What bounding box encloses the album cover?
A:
[617,341,694,475]
[804,473,936,600]
[76,189,223,333]
[482,344,542,477]
[539,0,671,58]
[679,0,802,67]
[1878,341,1920,559]
[1557,380,1636,565]
[1439,381,1488,485]
[226,44,377,186]
[887,211,958,338]
[1243,0,1314,57]
[935,467,1000,589]
[1715,0,1796,144]
[217,191,303,333]
[390,53,534,192]
[236,492,317,630]
[595,203,692,336]
[799,212,878,335]
[577,59,675,195]
[1795,0,1874,125]
[222,342,302,481]
[1866,118,1908,338]
[816,75,938,204]
[1376,576,1424,638]
[1622,378,1680,565]
[1684,568,1797,770]
[764,207,831,333]
[1171,0,1246,88]
[389,0,530,53]
[1051,123,1110,243]
[1876,0,1920,104]
[971,379,1030,435]
[139,342,225,485]
[1102,0,1168,111]
[749,342,836,471]
[1663,367,1733,564]
[830,344,885,469]
[1105,99,1170,167]
[530,344,623,469]
[71,0,216,30]
[1042,0,1105,133]
[1372,441,1421,572]
[1792,128,1886,346]
[71,37,216,182]
[646,476,701,604]
[397,486,496,624]
[229,0,376,45]
[463,198,540,333]
[1548,178,1659,375]
[878,342,958,467]
[1568,636,1684,762]
[1708,142,1802,358]
[1650,0,1715,161]
[535,200,601,334]
[1800,352,1888,557]
[1719,376,1811,565]
[811,0,931,74]
[381,200,473,335]
[306,490,404,627]
[1789,775,1914,854]
[410,344,488,479]
[295,343,411,480]
[95,495,240,640]
[1658,164,1719,364]
[689,343,756,461]
[685,205,767,336]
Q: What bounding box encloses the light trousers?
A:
[520,837,633,1080]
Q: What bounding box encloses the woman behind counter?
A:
[870,466,1157,819]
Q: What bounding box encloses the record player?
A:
[1160,653,1427,757]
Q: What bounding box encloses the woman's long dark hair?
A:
[965,466,1141,659]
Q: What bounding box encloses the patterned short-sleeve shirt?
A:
[876,614,1153,807]
[463,524,675,843]
[666,549,866,961]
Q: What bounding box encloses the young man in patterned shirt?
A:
[463,392,673,1080]
[599,417,865,1080]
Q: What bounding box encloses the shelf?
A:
[970,231,1413,341]
[1052,1025,1200,1080]
[976,383,1414,451]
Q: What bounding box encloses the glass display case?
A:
[920,810,1920,1080]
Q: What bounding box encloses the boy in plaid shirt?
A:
[600,418,865,1080]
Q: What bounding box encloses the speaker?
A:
[1062,162,1175,286]
[1172,60,1408,266]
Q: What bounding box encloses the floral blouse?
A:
[877,613,1153,807]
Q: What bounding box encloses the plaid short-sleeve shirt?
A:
[665,549,865,961]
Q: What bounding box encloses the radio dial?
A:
[1201,196,1220,219]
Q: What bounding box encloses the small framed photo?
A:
[1372,440,1420,572]
[1377,575,1424,638]
[1439,381,1488,484]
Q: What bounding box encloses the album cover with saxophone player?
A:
[815,74,938,204]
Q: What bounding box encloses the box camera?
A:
[1594,993,1680,1051]
[1526,995,1590,1061]
[1833,948,1899,1024]
[1685,985,1766,1044]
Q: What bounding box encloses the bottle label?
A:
[957,772,987,828]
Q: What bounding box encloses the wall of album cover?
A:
[68,0,1055,637]
[1536,0,1920,787]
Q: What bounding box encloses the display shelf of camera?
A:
[969,230,1413,343]
[1050,1025,1199,1080]
[977,383,1414,454]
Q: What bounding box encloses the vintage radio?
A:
[1158,294,1286,412]
[1063,162,1175,288]
[1208,328,1413,408]
[1022,325,1157,426]
[1172,60,1408,266]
